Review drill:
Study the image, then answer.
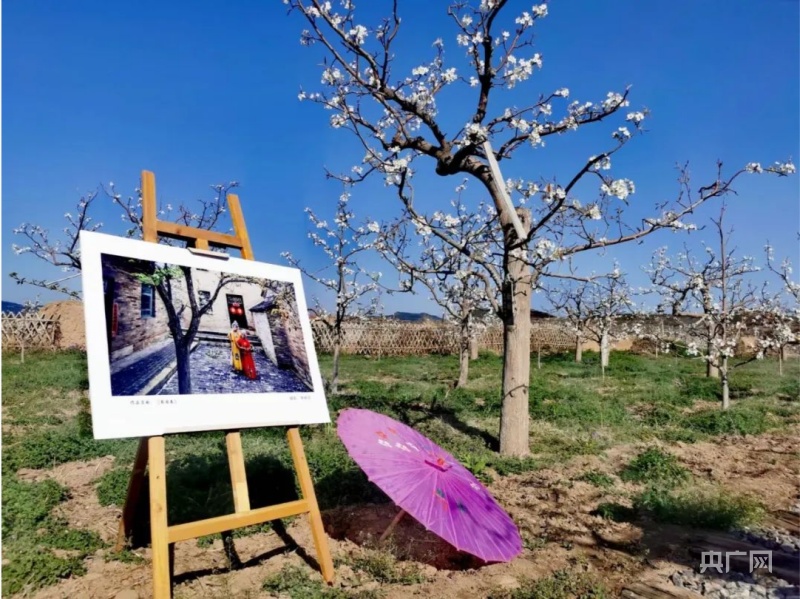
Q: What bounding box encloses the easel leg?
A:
[222,431,248,569]
[148,436,172,599]
[225,432,251,512]
[287,427,335,583]
[116,437,149,551]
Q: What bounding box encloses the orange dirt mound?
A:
[40,300,86,349]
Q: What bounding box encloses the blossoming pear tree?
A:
[282,189,381,393]
[542,271,595,364]
[648,204,769,409]
[549,267,633,376]
[751,293,797,376]
[377,179,499,387]
[284,0,796,455]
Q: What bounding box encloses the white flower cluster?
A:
[464,122,489,143]
[503,54,542,89]
[600,178,635,201]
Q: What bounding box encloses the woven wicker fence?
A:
[1,312,60,349]
[311,320,575,357]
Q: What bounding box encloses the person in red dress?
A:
[236,331,258,380]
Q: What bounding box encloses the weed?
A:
[619,447,689,485]
[575,470,615,489]
[2,477,67,538]
[4,425,128,471]
[262,564,383,598]
[489,568,610,599]
[346,548,426,585]
[105,548,146,564]
[262,564,338,599]
[2,546,88,596]
[2,475,105,594]
[96,467,132,507]
[490,456,540,476]
[681,407,772,436]
[633,486,765,530]
[592,502,637,522]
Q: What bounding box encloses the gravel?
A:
[667,517,799,599]
[670,569,798,599]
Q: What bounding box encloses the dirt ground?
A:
[12,426,800,599]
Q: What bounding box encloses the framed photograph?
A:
[79,231,330,439]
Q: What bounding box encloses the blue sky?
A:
[3,0,799,315]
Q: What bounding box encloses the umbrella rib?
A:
[337,408,522,562]
[391,468,435,506]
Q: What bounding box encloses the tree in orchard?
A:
[650,204,773,409]
[283,187,381,394]
[283,0,795,455]
[377,180,499,387]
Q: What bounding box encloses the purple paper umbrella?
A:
[336,408,522,563]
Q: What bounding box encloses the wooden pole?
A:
[116,170,334,597]
[379,509,406,544]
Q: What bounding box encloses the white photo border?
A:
[80,231,330,439]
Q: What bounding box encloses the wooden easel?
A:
[115,170,334,598]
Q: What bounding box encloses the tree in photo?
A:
[283,188,381,394]
[128,261,262,394]
[378,180,499,387]
[284,0,795,455]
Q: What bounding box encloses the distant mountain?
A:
[2,301,25,314]
[391,311,442,322]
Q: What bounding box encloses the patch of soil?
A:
[11,427,799,599]
[323,504,484,570]
[18,456,120,543]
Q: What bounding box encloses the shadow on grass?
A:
[126,452,300,547]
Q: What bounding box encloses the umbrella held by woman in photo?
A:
[229,321,243,373]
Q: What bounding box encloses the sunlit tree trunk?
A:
[720,356,730,410]
[498,209,532,457]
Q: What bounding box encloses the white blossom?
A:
[601,179,635,201]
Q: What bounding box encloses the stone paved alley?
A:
[157,341,311,395]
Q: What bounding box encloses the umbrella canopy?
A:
[336,408,522,563]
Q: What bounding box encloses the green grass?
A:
[619,447,690,486]
[2,475,105,596]
[575,470,616,489]
[3,349,797,596]
[633,486,765,530]
[488,568,610,599]
[262,564,384,599]
[341,548,426,585]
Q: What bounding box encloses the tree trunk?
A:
[706,330,719,378]
[575,335,582,363]
[536,340,542,370]
[175,340,192,394]
[331,342,341,394]
[457,344,470,388]
[779,346,785,376]
[720,358,730,410]
[498,209,532,458]
[706,359,719,379]
[600,330,610,368]
[469,337,479,360]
